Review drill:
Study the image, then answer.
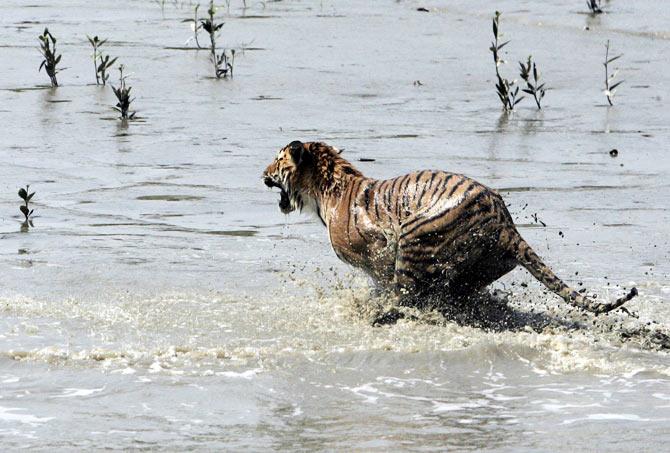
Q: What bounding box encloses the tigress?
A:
[262,140,637,316]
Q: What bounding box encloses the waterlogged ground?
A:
[1,0,670,450]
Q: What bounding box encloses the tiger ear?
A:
[288,140,312,167]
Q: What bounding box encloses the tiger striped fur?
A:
[262,141,638,315]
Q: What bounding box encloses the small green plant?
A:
[490,12,522,111]
[587,0,603,14]
[519,56,546,109]
[18,185,35,228]
[155,0,169,11]
[603,40,623,106]
[87,35,117,85]
[38,28,61,87]
[201,0,235,78]
[111,64,136,120]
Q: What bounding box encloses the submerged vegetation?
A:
[519,56,546,109]
[603,40,623,106]
[490,12,522,111]
[87,35,117,85]
[38,28,61,87]
[18,185,35,229]
[111,64,136,120]
[201,0,235,78]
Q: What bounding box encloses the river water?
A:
[1,0,669,450]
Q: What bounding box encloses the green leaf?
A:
[607,55,622,64]
[610,80,624,90]
[18,188,27,200]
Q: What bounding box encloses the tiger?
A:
[262,140,638,318]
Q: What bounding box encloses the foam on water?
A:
[0,406,53,426]
[1,277,669,378]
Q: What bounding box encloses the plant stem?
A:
[93,42,100,85]
[194,4,202,49]
[605,40,613,106]
[209,2,219,77]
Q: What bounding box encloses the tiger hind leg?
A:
[373,242,515,326]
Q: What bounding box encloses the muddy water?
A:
[1,0,669,450]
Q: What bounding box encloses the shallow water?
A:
[1,0,669,450]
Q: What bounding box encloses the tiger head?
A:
[262,141,362,215]
[262,140,315,214]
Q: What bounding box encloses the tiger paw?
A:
[372,308,405,326]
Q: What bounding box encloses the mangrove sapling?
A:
[519,56,546,109]
[38,28,61,87]
[18,185,35,229]
[586,0,603,14]
[490,11,523,111]
[200,0,235,78]
[603,40,623,106]
[111,65,136,120]
[87,35,117,85]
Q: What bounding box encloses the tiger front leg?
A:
[372,239,439,326]
[394,233,458,306]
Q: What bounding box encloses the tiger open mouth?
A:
[264,177,293,214]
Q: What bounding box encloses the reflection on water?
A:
[0,0,669,450]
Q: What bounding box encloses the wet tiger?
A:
[262,140,637,316]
